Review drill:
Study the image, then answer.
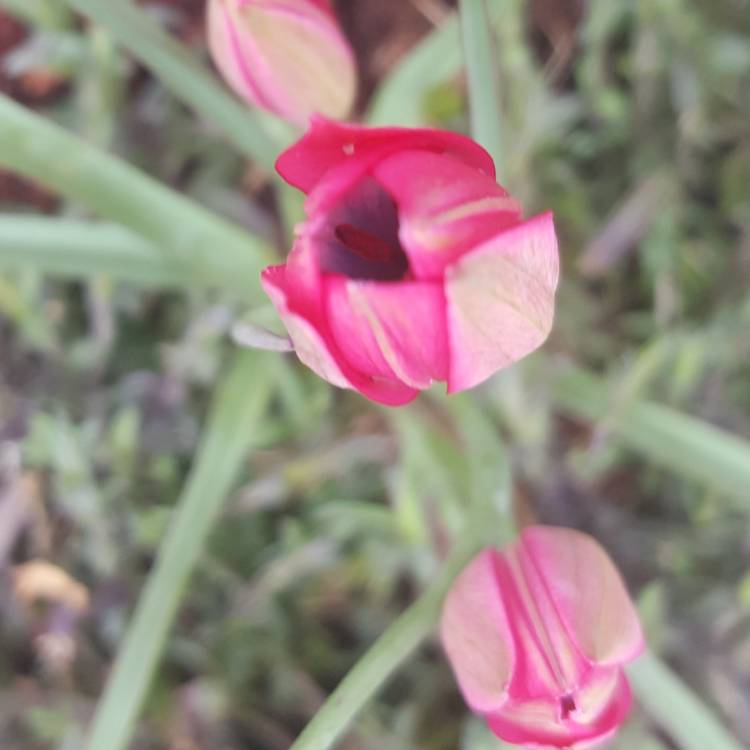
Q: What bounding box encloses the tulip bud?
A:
[207,0,357,125]
[441,526,645,749]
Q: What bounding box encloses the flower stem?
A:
[288,530,485,750]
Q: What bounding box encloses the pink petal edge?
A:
[276,117,496,194]
[440,549,515,714]
[445,211,560,393]
[261,265,419,406]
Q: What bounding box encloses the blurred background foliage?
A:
[0,0,748,748]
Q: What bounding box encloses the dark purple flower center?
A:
[315,177,409,281]
[559,693,577,721]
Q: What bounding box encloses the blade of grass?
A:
[552,366,750,508]
[0,217,190,287]
[291,406,511,749]
[629,652,743,750]
[368,14,463,126]
[368,5,506,127]
[459,0,504,170]
[288,523,489,750]
[61,0,279,168]
[0,95,272,298]
[85,349,273,750]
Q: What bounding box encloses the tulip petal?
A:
[488,672,632,748]
[208,0,273,111]
[445,211,559,392]
[374,150,522,279]
[440,550,514,714]
[262,265,419,406]
[521,527,645,666]
[261,264,351,389]
[236,0,356,124]
[325,276,448,389]
[276,117,496,194]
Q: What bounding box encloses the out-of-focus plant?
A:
[207,0,357,125]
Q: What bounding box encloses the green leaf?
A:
[0,95,272,298]
[85,350,274,750]
[0,217,188,287]
[552,367,750,508]
[0,0,72,28]
[368,5,506,128]
[629,652,744,750]
[61,0,279,168]
[368,15,464,126]
[459,0,504,171]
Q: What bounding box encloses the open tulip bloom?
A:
[262,119,560,405]
[441,526,645,748]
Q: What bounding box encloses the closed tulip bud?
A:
[261,119,559,405]
[441,526,645,749]
[207,0,356,125]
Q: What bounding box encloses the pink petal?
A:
[276,117,496,194]
[445,211,559,392]
[373,150,522,279]
[520,527,645,666]
[488,672,632,748]
[208,0,271,111]
[261,264,351,388]
[440,550,515,714]
[262,264,418,406]
[325,276,448,389]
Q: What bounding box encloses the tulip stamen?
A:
[335,223,398,263]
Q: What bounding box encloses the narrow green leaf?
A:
[552,367,750,508]
[459,0,504,170]
[0,0,72,28]
[288,528,487,750]
[61,0,279,168]
[368,15,463,126]
[368,5,506,128]
[629,652,744,750]
[85,350,273,750]
[0,217,188,287]
[0,95,272,298]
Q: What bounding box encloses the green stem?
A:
[459,0,504,170]
[85,350,273,750]
[0,217,187,287]
[0,94,272,298]
[629,652,744,750]
[289,531,485,750]
[62,0,279,169]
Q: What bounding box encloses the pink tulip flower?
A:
[262,119,560,406]
[207,0,356,125]
[441,526,645,749]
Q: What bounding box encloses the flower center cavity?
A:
[559,693,577,721]
[316,177,408,281]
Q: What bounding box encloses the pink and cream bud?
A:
[207,0,357,125]
[441,526,645,748]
